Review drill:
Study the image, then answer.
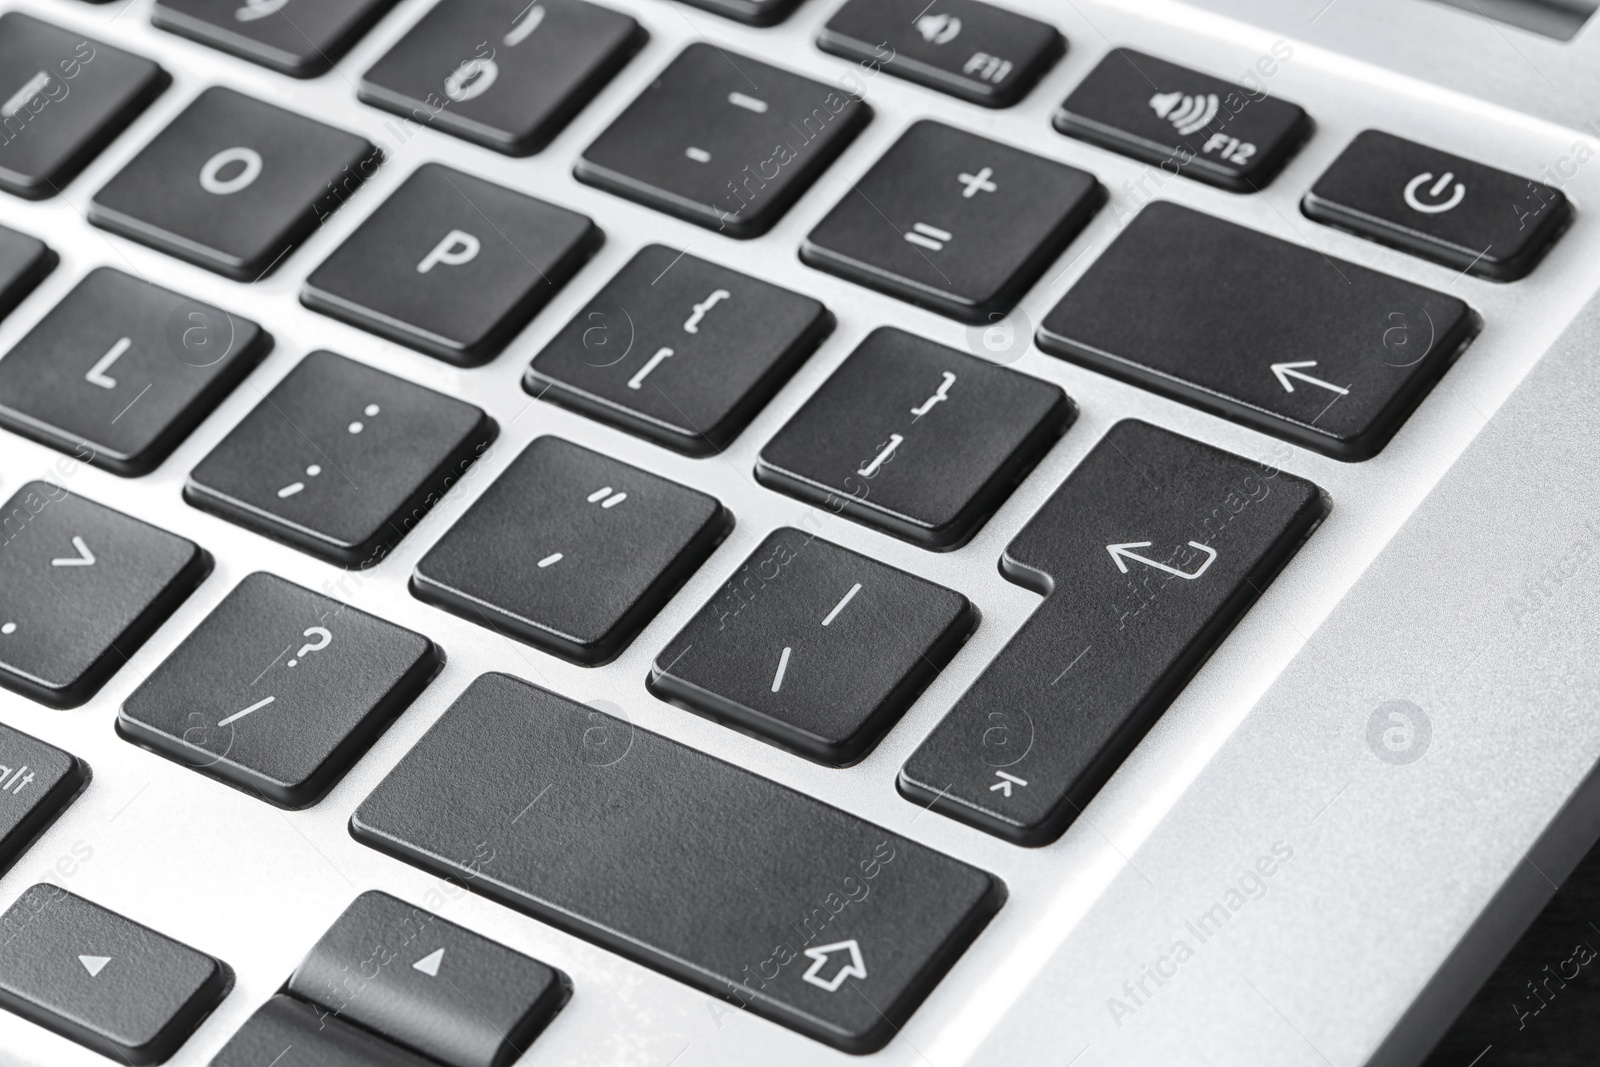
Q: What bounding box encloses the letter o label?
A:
[199,147,263,195]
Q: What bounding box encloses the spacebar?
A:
[350,673,1003,1055]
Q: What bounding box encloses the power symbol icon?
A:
[1403,171,1466,214]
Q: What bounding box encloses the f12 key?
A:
[1302,130,1571,281]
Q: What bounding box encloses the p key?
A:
[901,422,1326,845]
[303,163,600,366]
[0,268,271,476]
[90,87,379,280]
[577,43,870,237]
[1037,202,1479,461]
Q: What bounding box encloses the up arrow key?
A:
[801,939,867,993]
[412,948,444,977]
[78,955,112,977]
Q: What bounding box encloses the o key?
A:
[90,87,379,280]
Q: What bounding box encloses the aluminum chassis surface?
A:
[0,0,1597,1064]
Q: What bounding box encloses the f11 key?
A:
[900,421,1327,846]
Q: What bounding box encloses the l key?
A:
[900,421,1327,846]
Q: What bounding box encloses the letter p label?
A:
[418,229,481,274]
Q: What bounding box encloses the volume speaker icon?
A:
[1149,91,1219,136]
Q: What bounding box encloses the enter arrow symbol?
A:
[1270,361,1349,397]
[1105,541,1218,581]
[51,536,96,568]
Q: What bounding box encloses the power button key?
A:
[1302,129,1570,281]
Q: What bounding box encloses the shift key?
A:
[900,421,1327,846]
[351,673,1003,1054]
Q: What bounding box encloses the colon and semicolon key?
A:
[900,421,1327,846]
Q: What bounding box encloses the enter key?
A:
[899,421,1328,846]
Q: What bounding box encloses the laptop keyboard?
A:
[0,0,1577,1062]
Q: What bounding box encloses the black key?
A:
[0,483,209,709]
[0,268,271,476]
[0,14,168,200]
[90,87,379,280]
[360,0,644,155]
[1303,129,1571,282]
[352,673,1003,1054]
[212,995,436,1067]
[0,223,54,320]
[187,351,496,567]
[0,723,89,874]
[802,120,1101,322]
[1038,203,1479,461]
[287,891,569,1067]
[1422,823,1600,1066]
[412,437,728,665]
[0,885,231,1064]
[153,0,400,78]
[119,573,440,808]
[757,327,1073,549]
[651,528,975,765]
[818,0,1064,107]
[670,0,803,26]
[525,244,832,454]
[1054,48,1309,192]
[576,43,870,237]
[304,163,600,366]
[900,421,1327,846]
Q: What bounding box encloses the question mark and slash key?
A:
[216,627,334,727]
